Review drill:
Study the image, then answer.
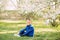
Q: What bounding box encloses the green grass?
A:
[0,32,60,40]
[0,22,51,30]
[0,21,60,40]
[0,22,25,31]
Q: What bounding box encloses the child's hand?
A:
[24,31,26,32]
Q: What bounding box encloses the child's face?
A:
[27,20,31,25]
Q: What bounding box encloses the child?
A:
[14,19,34,37]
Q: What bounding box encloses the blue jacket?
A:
[23,24,34,37]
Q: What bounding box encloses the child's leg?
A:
[18,29,25,36]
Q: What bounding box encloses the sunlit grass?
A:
[0,32,60,40]
[0,20,60,40]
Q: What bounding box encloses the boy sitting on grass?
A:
[14,19,34,37]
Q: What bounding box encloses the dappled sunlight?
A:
[0,30,18,34]
[0,28,60,34]
[0,0,60,40]
[35,28,60,33]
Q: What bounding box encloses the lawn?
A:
[0,20,60,40]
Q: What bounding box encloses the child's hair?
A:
[26,18,31,20]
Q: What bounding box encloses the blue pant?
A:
[19,29,25,36]
[18,29,34,37]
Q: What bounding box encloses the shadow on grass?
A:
[34,32,60,40]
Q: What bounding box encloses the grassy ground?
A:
[0,32,60,40]
[0,20,60,40]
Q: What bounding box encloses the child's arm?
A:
[23,27,34,35]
